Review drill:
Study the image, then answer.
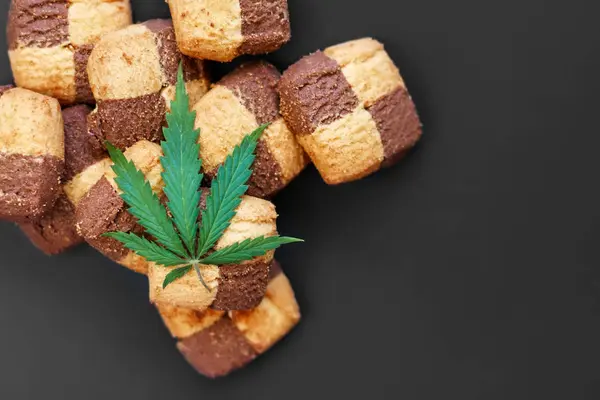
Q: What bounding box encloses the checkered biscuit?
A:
[7,0,132,105]
[168,0,290,62]
[194,61,308,199]
[18,105,106,255]
[72,140,164,274]
[158,261,300,378]
[0,87,64,222]
[278,38,423,184]
[87,19,210,150]
[149,193,278,311]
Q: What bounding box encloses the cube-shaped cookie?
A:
[278,38,423,184]
[193,61,308,198]
[0,87,64,221]
[18,105,107,255]
[73,140,164,275]
[87,19,210,150]
[168,0,291,62]
[7,0,132,105]
[158,261,300,378]
[148,195,278,311]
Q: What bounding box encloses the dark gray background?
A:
[1,0,599,398]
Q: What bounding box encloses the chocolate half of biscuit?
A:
[18,105,107,254]
[76,177,145,264]
[7,0,132,105]
[18,193,82,255]
[159,261,300,378]
[195,61,307,199]
[278,38,422,184]
[0,88,64,221]
[63,106,107,183]
[0,153,63,221]
[88,19,210,150]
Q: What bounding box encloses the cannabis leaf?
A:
[200,236,304,265]
[104,232,182,267]
[104,62,303,290]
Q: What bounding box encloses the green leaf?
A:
[103,231,184,267]
[105,142,189,258]
[200,236,303,265]
[196,124,268,258]
[161,64,203,256]
[163,265,193,289]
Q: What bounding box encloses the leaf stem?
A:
[192,263,211,292]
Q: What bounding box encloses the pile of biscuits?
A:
[1,0,422,378]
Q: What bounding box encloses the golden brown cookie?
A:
[0,87,64,222]
[7,0,132,105]
[168,0,291,62]
[193,61,308,198]
[18,105,106,255]
[158,261,300,378]
[278,38,423,184]
[87,19,210,150]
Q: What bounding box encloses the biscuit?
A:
[0,87,64,221]
[18,105,106,254]
[148,194,278,311]
[158,261,300,378]
[7,0,132,105]
[73,140,164,275]
[278,38,422,184]
[193,61,307,198]
[87,19,210,150]
[168,0,291,62]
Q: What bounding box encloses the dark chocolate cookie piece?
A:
[19,193,83,255]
